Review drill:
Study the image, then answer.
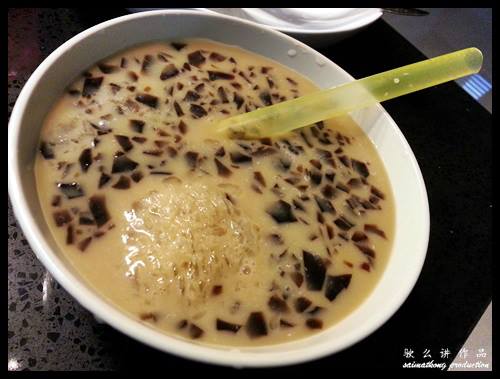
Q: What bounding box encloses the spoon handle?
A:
[382,8,430,16]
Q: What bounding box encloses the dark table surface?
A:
[8,8,492,371]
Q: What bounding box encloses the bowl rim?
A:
[8,9,429,368]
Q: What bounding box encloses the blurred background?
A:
[386,10,492,370]
[383,8,492,112]
[386,9,491,371]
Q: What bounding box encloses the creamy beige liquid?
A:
[35,40,394,346]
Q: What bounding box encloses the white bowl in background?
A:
[127,8,383,47]
[8,10,429,367]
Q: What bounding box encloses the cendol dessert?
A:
[35,39,394,346]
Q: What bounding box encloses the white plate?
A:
[127,8,383,46]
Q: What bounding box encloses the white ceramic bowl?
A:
[8,10,429,367]
[202,8,384,47]
[128,8,383,47]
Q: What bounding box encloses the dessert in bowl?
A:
[8,10,429,367]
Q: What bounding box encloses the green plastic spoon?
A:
[215,47,483,138]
